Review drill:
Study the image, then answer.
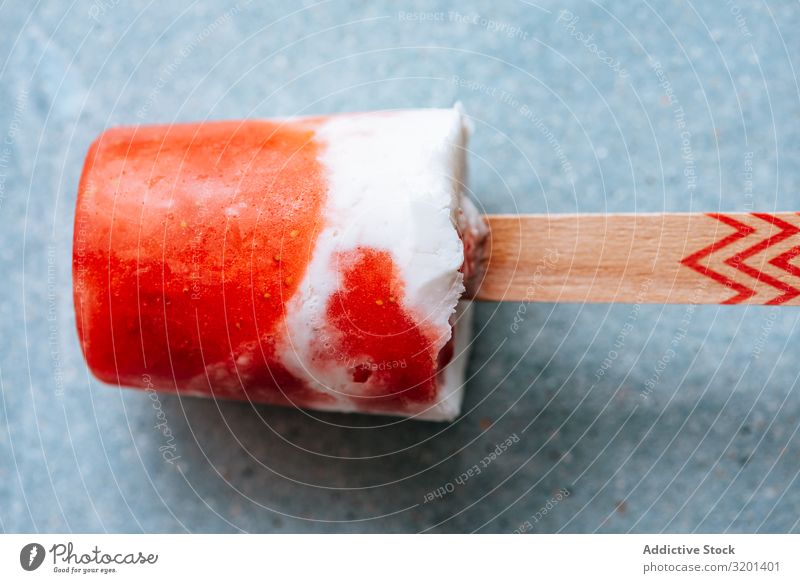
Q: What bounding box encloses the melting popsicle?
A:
[73,108,487,421]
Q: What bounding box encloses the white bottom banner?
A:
[1,534,797,581]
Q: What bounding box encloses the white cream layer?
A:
[278,107,482,420]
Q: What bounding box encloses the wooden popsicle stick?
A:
[471,212,800,306]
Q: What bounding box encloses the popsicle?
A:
[73,106,800,421]
[73,108,486,421]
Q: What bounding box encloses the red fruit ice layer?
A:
[323,247,443,411]
[73,119,454,414]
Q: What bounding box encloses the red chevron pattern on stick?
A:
[680,213,800,306]
[476,212,800,306]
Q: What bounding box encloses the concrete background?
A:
[1,0,799,533]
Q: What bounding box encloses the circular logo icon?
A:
[20,543,45,571]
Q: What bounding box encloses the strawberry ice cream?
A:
[73,107,486,420]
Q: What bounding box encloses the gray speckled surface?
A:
[1,0,799,533]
